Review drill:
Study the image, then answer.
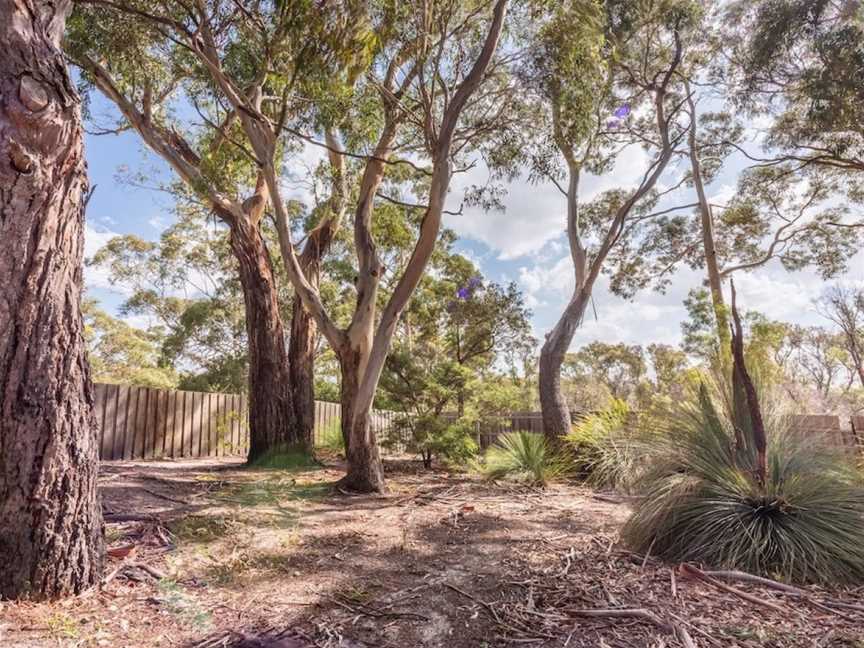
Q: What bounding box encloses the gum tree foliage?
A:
[817,285,864,389]
[620,163,863,355]
[82,299,179,389]
[598,1,864,366]
[66,0,369,456]
[562,342,646,407]
[723,0,864,181]
[515,0,699,440]
[88,210,252,391]
[378,250,534,467]
[784,324,857,406]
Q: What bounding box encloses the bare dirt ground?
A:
[2,457,864,648]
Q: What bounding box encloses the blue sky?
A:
[83,91,864,350]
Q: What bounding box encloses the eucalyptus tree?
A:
[619,156,863,364]
[522,0,695,440]
[83,299,179,389]
[1,0,104,599]
[817,285,864,389]
[66,0,364,456]
[273,0,511,491]
[380,249,534,418]
[88,211,252,392]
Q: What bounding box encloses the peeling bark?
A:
[0,0,104,599]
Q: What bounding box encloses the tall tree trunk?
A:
[229,219,296,460]
[0,0,104,599]
[539,294,589,441]
[289,222,339,450]
[685,81,731,369]
[289,131,345,450]
[540,160,588,443]
[338,348,386,492]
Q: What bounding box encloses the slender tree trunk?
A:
[289,132,345,450]
[338,348,386,492]
[0,0,104,599]
[539,293,590,441]
[228,219,296,459]
[289,296,317,449]
[290,224,339,450]
[540,162,588,443]
[685,81,731,368]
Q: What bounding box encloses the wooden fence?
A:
[93,383,405,461]
[94,382,863,461]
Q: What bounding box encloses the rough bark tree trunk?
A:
[229,218,296,460]
[0,0,104,599]
[289,223,338,450]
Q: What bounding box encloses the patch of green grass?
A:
[170,515,237,544]
[45,613,78,640]
[315,418,344,454]
[247,444,319,471]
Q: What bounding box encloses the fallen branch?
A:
[680,564,787,614]
[565,607,670,631]
[703,570,804,595]
[702,568,863,617]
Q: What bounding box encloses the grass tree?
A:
[522,0,695,441]
[624,287,864,584]
[0,0,104,599]
[66,0,361,457]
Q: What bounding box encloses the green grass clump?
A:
[482,431,568,486]
[315,418,344,454]
[247,444,319,470]
[622,381,864,585]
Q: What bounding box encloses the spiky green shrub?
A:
[482,431,568,486]
[566,399,642,492]
[622,381,864,584]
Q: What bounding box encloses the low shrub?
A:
[482,431,567,486]
[565,399,642,492]
[385,414,478,468]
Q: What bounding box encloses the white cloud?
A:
[83,223,126,293]
[148,214,167,229]
[444,143,653,261]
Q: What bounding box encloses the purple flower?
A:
[613,103,631,118]
[456,287,471,300]
[467,276,482,289]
